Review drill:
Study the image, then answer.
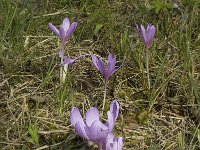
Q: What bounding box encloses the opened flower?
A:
[70,100,119,145]
[136,24,156,49]
[92,53,119,81]
[103,133,123,150]
[48,17,77,47]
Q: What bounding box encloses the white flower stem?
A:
[98,142,103,150]
[146,47,150,90]
[63,63,68,82]
[102,80,108,116]
[60,51,64,84]
[60,47,68,84]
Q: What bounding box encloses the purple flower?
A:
[59,50,90,65]
[92,53,119,81]
[103,133,123,150]
[105,100,119,132]
[136,24,156,49]
[59,50,76,65]
[70,100,119,145]
[48,17,77,47]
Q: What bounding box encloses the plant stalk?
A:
[102,80,108,116]
[98,142,103,150]
[60,50,64,84]
[146,47,150,90]
[60,47,68,84]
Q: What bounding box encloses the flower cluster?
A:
[48,16,156,150]
[70,100,123,150]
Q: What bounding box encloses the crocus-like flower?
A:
[59,50,91,65]
[136,24,156,49]
[105,100,119,132]
[103,133,123,150]
[70,100,119,145]
[48,17,77,47]
[92,53,119,81]
[59,50,76,65]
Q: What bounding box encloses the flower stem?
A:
[60,47,68,84]
[102,80,108,116]
[60,49,64,84]
[146,47,150,90]
[98,142,103,150]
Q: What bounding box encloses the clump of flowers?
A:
[70,100,123,150]
[47,16,157,150]
[136,24,156,89]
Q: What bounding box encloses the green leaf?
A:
[150,0,164,13]
[189,73,200,108]
[94,24,104,35]
[146,144,160,150]
[138,110,149,125]
[28,124,39,145]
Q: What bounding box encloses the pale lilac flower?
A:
[136,24,156,49]
[70,100,119,145]
[59,50,90,65]
[92,53,119,81]
[59,50,76,65]
[103,133,123,150]
[105,100,119,132]
[48,17,77,47]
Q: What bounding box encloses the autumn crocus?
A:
[59,50,90,82]
[92,53,120,113]
[102,133,123,150]
[70,100,119,149]
[48,17,77,48]
[136,24,155,49]
[136,24,156,89]
[48,17,77,84]
[92,53,119,81]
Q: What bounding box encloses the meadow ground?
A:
[0,0,200,149]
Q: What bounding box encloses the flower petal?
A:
[136,24,147,47]
[110,100,119,121]
[61,17,70,33]
[146,24,156,47]
[63,57,76,65]
[92,55,106,79]
[108,53,116,75]
[140,24,147,45]
[70,107,85,127]
[48,23,60,37]
[87,120,109,144]
[65,22,77,40]
[105,111,114,132]
[86,107,100,127]
[105,134,123,150]
[59,26,66,43]
[75,121,89,140]
[97,58,106,79]
[105,133,115,150]
[92,55,100,70]
[116,137,123,150]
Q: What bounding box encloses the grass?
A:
[0,0,200,149]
